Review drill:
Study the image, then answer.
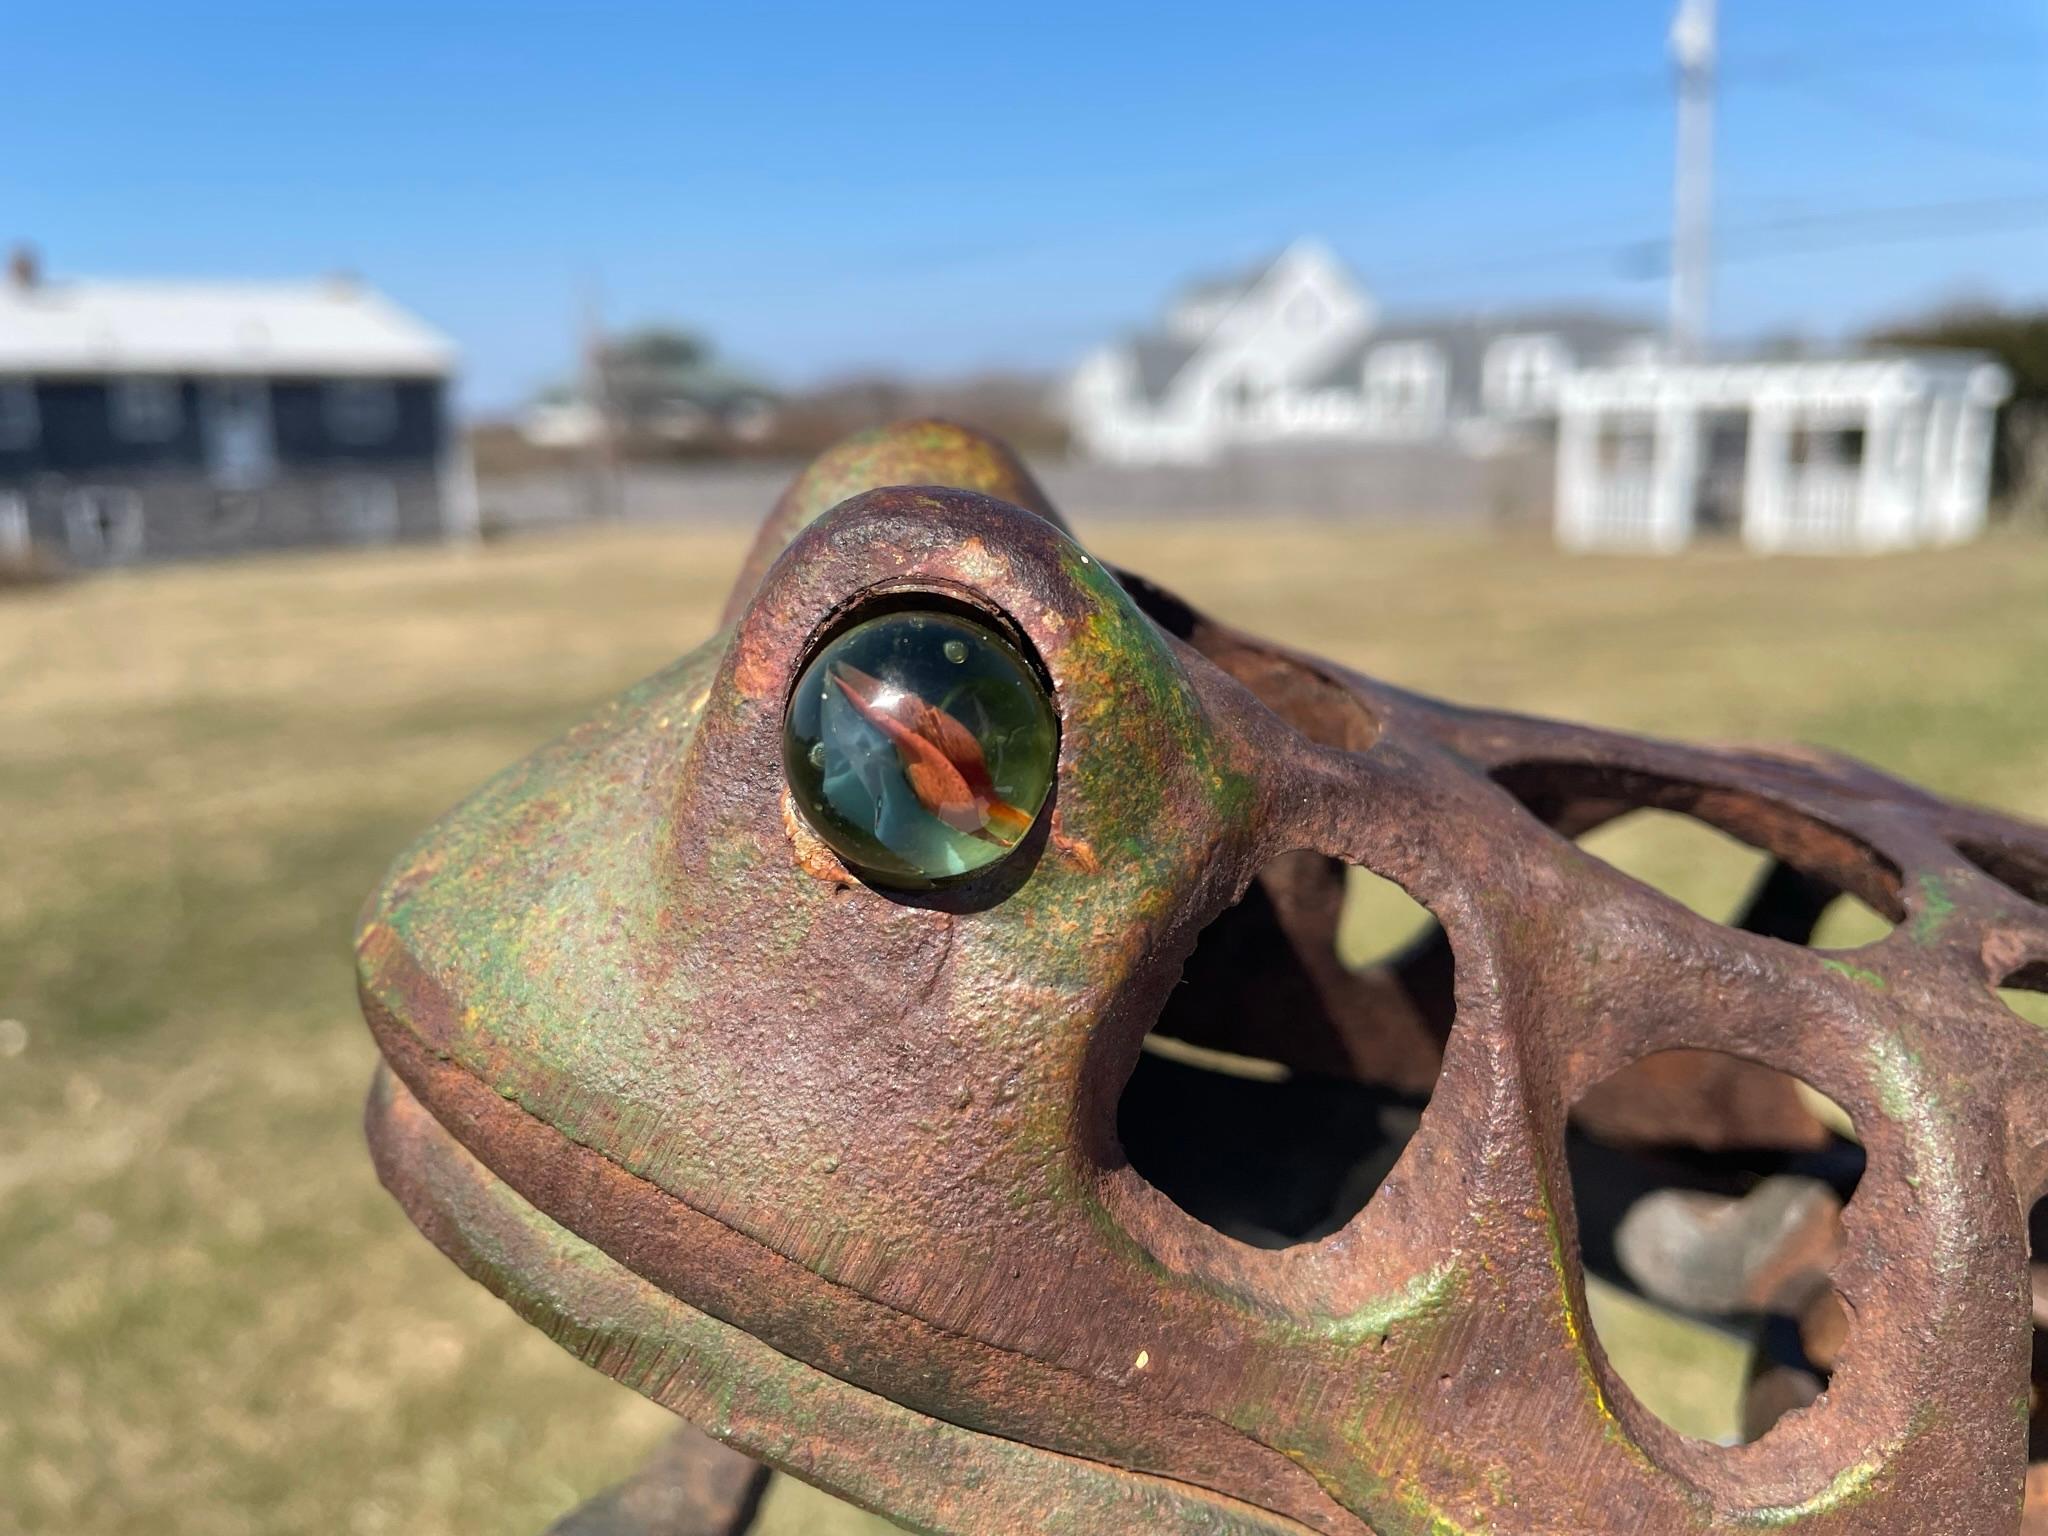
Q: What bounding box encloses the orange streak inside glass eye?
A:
[829,662,1032,843]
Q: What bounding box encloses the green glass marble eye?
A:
[784,607,1058,889]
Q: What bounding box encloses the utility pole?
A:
[1669,0,1717,359]
[580,281,620,521]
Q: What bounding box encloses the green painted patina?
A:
[1910,873,1958,944]
[778,420,1053,539]
[722,418,1064,629]
[1731,1444,1893,1527]
[1819,958,1887,991]
[1307,1261,1462,1352]
[1866,1028,1958,1144]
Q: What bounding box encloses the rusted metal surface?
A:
[360,419,2048,1534]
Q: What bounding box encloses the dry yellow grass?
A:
[2,517,2045,1533]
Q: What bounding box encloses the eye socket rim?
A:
[780,589,1062,894]
[783,580,1053,708]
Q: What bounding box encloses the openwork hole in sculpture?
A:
[1577,807,1772,922]
[1574,807,1895,949]
[1962,839,2048,909]
[1117,850,1444,1249]
[1337,865,1443,969]
[2025,1198,2048,1510]
[1567,1047,1862,1446]
[2000,960,2048,1030]
[1492,760,1905,949]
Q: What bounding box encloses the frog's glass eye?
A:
[783,607,1058,889]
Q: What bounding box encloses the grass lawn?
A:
[3,516,2045,1534]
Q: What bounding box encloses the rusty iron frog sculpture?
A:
[360,421,2048,1535]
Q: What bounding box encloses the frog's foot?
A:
[541,1422,767,1536]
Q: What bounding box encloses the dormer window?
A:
[0,379,36,450]
[1364,343,1445,429]
[111,377,182,442]
[326,379,397,445]
[1484,335,1568,416]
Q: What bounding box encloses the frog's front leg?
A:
[543,1426,769,1536]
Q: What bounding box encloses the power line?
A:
[847,40,2046,284]
[1756,74,2044,169]
[1714,192,2048,264]
[1368,193,2048,287]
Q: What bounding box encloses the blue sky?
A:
[10,1,2046,410]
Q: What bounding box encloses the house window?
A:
[1364,343,1444,429]
[64,487,145,562]
[0,380,37,450]
[327,476,399,543]
[110,377,183,442]
[325,380,398,445]
[1484,335,1567,416]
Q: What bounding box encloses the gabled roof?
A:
[1126,243,1364,402]
[0,277,457,377]
[1171,252,1280,311]
[1303,309,1659,392]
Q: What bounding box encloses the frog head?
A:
[360,420,2046,1535]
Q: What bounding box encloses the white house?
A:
[1069,240,2012,555]
[1555,352,2011,554]
[1067,240,1656,464]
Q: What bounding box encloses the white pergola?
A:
[1556,353,2010,554]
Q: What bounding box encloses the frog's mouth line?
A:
[358,959,1348,1536]
[364,1064,1322,1536]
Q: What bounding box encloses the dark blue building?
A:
[0,249,472,566]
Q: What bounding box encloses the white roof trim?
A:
[1562,354,2011,410]
[0,279,456,377]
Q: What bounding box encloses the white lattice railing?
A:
[1584,472,1657,544]
[1784,469,1859,547]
